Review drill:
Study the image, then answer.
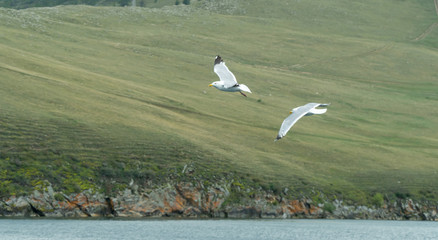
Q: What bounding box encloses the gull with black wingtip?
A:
[275,103,330,141]
[209,55,252,97]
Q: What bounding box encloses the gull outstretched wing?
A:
[275,103,321,141]
[214,56,238,88]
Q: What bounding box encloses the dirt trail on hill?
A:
[413,22,438,41]
[413,0,438,41]
[290,44,393,70]
[435,0,438,15]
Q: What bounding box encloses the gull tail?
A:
[309,108,327,115]
[239,84,252,93]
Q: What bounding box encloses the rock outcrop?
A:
[1,182,437,220]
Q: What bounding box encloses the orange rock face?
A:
[284,200,308,215]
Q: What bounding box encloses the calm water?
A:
[0,219,437,240]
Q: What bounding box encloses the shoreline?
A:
[0,216,435,221]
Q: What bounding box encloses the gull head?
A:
[209,81,220,88]
[289,107,300,114]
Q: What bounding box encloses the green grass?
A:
[0,0,438,203]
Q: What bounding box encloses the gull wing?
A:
[214,56,238,88]
[275,103,320,141]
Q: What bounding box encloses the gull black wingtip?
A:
[214,55,223,65]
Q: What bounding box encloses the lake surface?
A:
[0,219,437,240]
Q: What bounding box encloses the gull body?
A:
[209,55,252,97]
[275,103,329,141]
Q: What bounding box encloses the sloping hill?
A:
[1,0,437,203]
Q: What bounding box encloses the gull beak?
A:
[208,84,213,87]
[289,111,293,114]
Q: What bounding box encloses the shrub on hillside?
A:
[371,193,384,208]
[323,202,336,213]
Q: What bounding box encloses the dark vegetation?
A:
[0,0,187,9]
[0,0,118,8]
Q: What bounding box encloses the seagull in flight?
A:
[275,103,330,141]
[209,55,252,97]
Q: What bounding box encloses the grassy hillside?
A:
[1,0,437,204]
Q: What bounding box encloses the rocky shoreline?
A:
[1,182,437,221]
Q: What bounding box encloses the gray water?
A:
[0,219,437,240]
